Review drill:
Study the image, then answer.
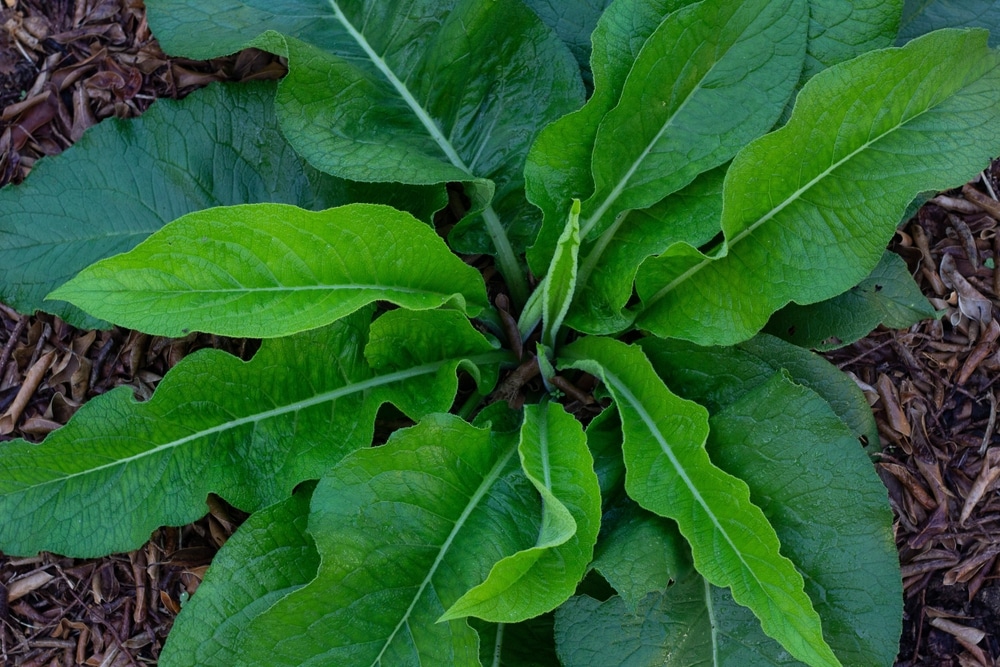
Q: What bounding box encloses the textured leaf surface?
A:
[473,616,561,667]
[521,0,613,75]
[765,250,937,350]
[160,487,319,667]
[443,401,600,622]
[704,374,901,665]
[235,415,540,666]
[639,333,880,447]
[0,310,505,557]
[898,0,1000,46]
[804,0,902,78]
[559,337,840,667]
[590,497,689,609]
[0,82,361,328]
[51,203,488,338]
[636,29,1000,345]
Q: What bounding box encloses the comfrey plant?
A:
[1,1,998,665]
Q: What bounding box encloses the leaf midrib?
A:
[370,436,519,666]
[8,351,509,495]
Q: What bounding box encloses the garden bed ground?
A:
[1,1,999,665]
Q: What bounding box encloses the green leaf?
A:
[159,485,319,667]
[559,337,841,667]
[0,82,434,329]
[804,0,902,78]
[0,309,506,557]
[146,0,585,304]
[590,497,690,609]
[898,0,1000,46]
[636,29,1000,345]
[234,414,540,666]
[525,0,703,274]
[638,333,880,448]
[584,406,627,503]
[554,584,711,667]
[521,0,613,79]
[765,250,938,350]
[555,374,900,666]
[442,401,601,622]
[50,203,489,338]
[542,201,581,349]
[704,374,902,665]
[568,164,726,334]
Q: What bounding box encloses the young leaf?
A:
[525,0,704,273]
[159,485,319,667]
[639,333,880,447]
[442,401,601,622]
[0,82,392,329]
[50,203,489,338]
[542,201,581,349]
[559,337,841,667]
[0,309,507,557]
[145,0,585,303]
[636,29,1000,345]
[577,0,806,242]
[898,0,1000,46]
[765,250,938,350]
[233,414,541,667]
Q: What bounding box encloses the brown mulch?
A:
[2,0,1000,665]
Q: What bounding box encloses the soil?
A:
[1,1,999,665]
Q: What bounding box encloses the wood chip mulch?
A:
[3,0,1000,665]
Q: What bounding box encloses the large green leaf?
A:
[146,0,584,303]
[638,333,880,447]
[526,0,805,271]
[555,374,900,666]
[0,309,507,557]
[159,486,319,667]
[50,203,489,338]
[898,0,1000,46]
[521,0,613,78]
[636,29,1000,345]
[442,401,601,622]
[764,250,937,350]
[0,82,424,328]
[234,414,540,666]
[559,337,840,667]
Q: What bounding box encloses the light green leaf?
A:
[50,203,488,338]
[765,250,939,350]
[638,333,880,447]
[235,414,540,666]
[636,29,1000,345]
[559,337,840,667]
[443,401,601,622]
[898,0,1000,46]
[146,0,584,303]
[0,82,439,329]
[524,0,699,274]
[160,485,319,667]
[0,309,507,557]
[590,497,690,609]
[542,201,581,349]
[804,0,902,78]
[568,164,726,334]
